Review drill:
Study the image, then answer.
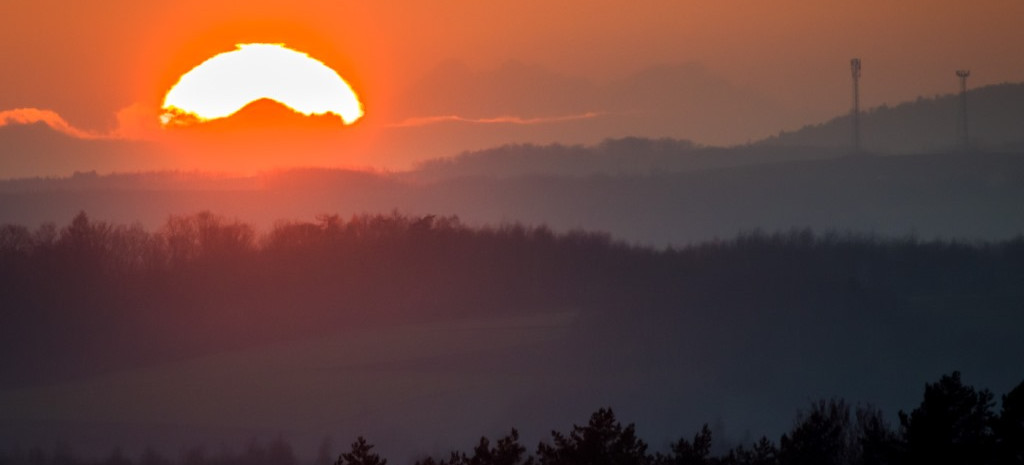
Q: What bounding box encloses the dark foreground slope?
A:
[5,381,1024,465]
[1,213,1022,459]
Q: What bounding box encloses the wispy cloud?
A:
[0,108,109,139]
[0,106,163,141]
[388,111,604,128]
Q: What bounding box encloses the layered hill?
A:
[762,82,1024,153]
[2,150,1023,246]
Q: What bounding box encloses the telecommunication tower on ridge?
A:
[956,69,971,151]
[851,58,862,154]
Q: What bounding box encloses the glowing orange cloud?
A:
[0,108,107,139]
[162,43,364,127]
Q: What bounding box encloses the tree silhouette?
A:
[471,429,529,465]
[58,211,111,271]
[8,387,1024,465]
[336,437,386,465]
[779,399,854,465]
[412,429,528,465]
[899,371,995,465]
[657,424,712,465]
[719,438,778,465]
[994,380,1024,465]
[750,437,779,465]
[853,405,898,465]
[536,408,649,465]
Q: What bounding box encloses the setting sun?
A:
[161,43,363,127]
[5,2,1024,462]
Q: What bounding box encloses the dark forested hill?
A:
[761,82,1024,153]
[408,82,1024,181]
[1,213,1023,459]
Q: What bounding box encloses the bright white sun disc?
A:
[161,43,363,126]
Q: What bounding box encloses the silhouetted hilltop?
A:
[174,98,349,132]
[409,138,844,181]
[762,82,1024,153]
[408,82,1024,180]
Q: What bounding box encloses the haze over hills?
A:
[4,78,1024,246]
[394,61,787,149]
[2,150,1023,247]
[763,82,1024,153]
[0,61,809,178]
[2,73,1024,464]
[4,80,1023,179]
[5,2,1024,464]
[0,123,175,178]
[411,81,1024,181]
[408,138,846,180]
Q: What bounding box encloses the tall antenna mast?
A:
[851,58,862,154]
[956,69,971,151]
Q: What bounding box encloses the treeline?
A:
[2,371,1021,465]
[0,211,634,385]
[2,211,1023,386]
[390,372,1024,465]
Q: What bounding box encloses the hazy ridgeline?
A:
[2,371,1022,465]
[5,149,1024,249]
[1,211,1023,388]
[761,82,1024,153]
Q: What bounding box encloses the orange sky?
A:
[2,0,1023,173]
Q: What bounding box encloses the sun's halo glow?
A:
[161,43,363,127]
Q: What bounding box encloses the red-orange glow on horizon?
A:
[161,43,364,127]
